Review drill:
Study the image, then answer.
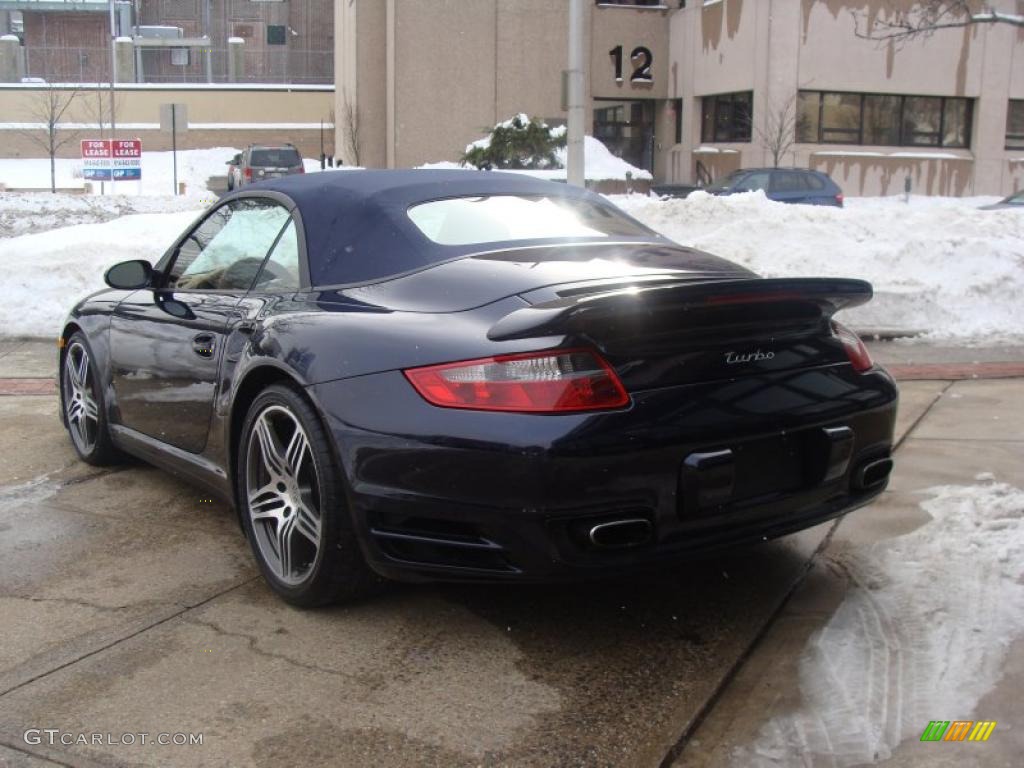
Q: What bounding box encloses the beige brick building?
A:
[335,0,1024,196]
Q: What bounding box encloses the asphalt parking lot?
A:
[1,339,1021,767]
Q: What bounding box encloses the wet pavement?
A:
[0,339,1021,767]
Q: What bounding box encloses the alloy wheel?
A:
[63,342,100,455]
[245,405,323,585]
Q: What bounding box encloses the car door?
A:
[802,172,831,205]
[109,197,294,453]
[769,171,809,204]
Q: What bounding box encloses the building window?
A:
[267,25,287,45]
[595,1,672,7]
[1006,100,1024,150]
[797,91,973,149]
[673,98,683,144]
[701,91,752,143]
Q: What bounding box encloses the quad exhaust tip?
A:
[588,518,653,549]
[853,457,893,491]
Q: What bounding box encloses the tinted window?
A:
[821,93,861,144]
[803,173,826,190]
[250,148,302,167]
[903,96,942,146]
[796,91,819,143]
[770,172,805,192]
[407,195,652,246]
[1007,100,1024,150]
[167,200,291,291]
[733,172,770,192]
[863,94,901,145]
[701,92,753,143]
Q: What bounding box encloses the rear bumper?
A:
[308,364,898,583]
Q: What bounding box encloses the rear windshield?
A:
[250,148,302,167]
[407,195,652,246]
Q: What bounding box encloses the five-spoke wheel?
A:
[245,405,322,585]
[63,341,100,454]
[60,333,117,465]
[239,384,377,606]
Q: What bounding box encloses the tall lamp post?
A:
[566,0,585,187]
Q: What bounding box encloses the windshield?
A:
[250,148,302,167]
[407,195,652,246]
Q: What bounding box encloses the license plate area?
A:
[679,425,853,518]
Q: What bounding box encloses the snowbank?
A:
[445,116,651,181]
[614,191,1024,343]
[0,192,206,239]
[737,480,1024,766]
[0,210,201,337]
[2,189,1021,341]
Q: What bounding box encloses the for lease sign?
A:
[81,139,142,181]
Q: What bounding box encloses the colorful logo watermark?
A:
[920,720,996,742]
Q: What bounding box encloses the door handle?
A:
[192,333,216,358]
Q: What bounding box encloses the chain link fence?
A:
[21,46,332,85]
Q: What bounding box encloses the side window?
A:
[804,173,826,191]
[166,199,291,291]
[735,172,770,192]
[770,172,803,192]
[252,219,302,292]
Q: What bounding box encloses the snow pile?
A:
[736,480,1024,766]
[0,210,201,337]
[614,191,1024,342]
[0,192,207,238]
[436,116,650,181]
[551,135,653,181]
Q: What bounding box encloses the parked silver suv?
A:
[227,144,305,190]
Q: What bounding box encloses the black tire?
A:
[237,384,380,607]
[60,331,120,466]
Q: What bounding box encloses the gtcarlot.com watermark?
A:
[24,729,203,747]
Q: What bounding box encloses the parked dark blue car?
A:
[706,168,844,207]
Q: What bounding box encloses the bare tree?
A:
[853,1,1024,43]
[79,86,122,140]
[16,84,80,193]
[342,99,359,166]
[750,94,801,168]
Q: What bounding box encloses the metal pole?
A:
[108,0,117,138]
[203,0,212,83]
[171,104,178,195]
[566,0,585,187]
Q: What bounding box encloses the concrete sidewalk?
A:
[0,337,1021,767]
[671,379,1024,767]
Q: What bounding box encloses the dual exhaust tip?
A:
[583,456,891,551]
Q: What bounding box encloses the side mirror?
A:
[104,259,153,290]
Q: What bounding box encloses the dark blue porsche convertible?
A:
[60,170,897,606]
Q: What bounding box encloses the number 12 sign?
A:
[81,139,142,181]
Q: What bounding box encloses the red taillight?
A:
[835,193,844,207]
[404,349,630,413]
[297,166,305,174]
[244,167,252,180]
[832,320,872,372]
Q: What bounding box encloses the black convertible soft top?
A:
[239,169,659,287]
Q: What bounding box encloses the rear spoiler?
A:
[487,277,872,341]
